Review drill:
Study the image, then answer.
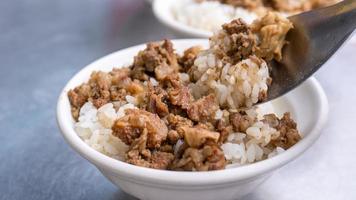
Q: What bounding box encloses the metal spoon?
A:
[265,0,356,102]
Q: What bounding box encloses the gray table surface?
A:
[1,0,355,199]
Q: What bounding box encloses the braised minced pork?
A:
[131,39,180,81]
[263,112,301,149]
[112,109,168,148]
[251,12,293,61]
[69,15,302,171]
[146,84,169,117]
[125,129,174,169]
[179,46,202,72]
[221,19,256,62]
[187,94,219,122]
[170,141,226,171]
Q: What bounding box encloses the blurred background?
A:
[0,0,355,199]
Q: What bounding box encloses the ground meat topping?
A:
[166,114,193,130]
[167,78,193,109]
[264,112,301,149]
[110,68,131,85]
[216,120,233,143]
[252,12,293,61]
[124,128,174,169]
[187,94,219,122]
[147,93,169,117]
[170,142,226,171]
[230,111,255,132]
[146,85,169,117]
[131,40,180,81]
[167,130,181,144]
[112,109,168,148]
[215,19,256,64]
[68,68,135,119]
[68,84,91,119]
[87,71,112,108]
[126,149,174,170]
[180,126,220,148]
[179,46,202,72]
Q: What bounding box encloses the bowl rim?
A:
[152,0,212,38]
[56,39,329,186]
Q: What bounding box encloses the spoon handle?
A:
[266,1,356,101]
[286,0,356,72]
[290,0,356,37]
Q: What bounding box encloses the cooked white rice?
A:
[75,100,285,167]
[74,101,137,160]
[172,0,258,32]
[190,50,269,108]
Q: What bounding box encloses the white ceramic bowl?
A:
[57,39,328,200]
[153,0,212,38]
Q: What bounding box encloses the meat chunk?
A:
[112,109,168,148]
[68,71,112,119]
[167,79,193,110]
[170,142,226,171]
[110,87,127,102]
[110,68,144,102]
[126,149,174,170]
[110,78,145,103]
[159,144,174,153]
[87,71,112,108]
[216,119,233,143]
[263,113,301,149]
[229,111,255,132]
[166,114,193,130]
[187,94,219,122]
[125,128,174,169]
[146,85,169,117]
[110,68,130,86]
[251,12,293,61]
[167,130,180,144]
[218,19,256,64]
[147,93,169,117]
[68,84,91,119]
[180,126,220,148]
[179,46,202,72]
[165,114,194,143]
[68,68,136,120]
[131,40,180,81]
[126,80,145,95]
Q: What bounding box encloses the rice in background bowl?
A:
[168,0,340,35]
[172,0,258,32]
